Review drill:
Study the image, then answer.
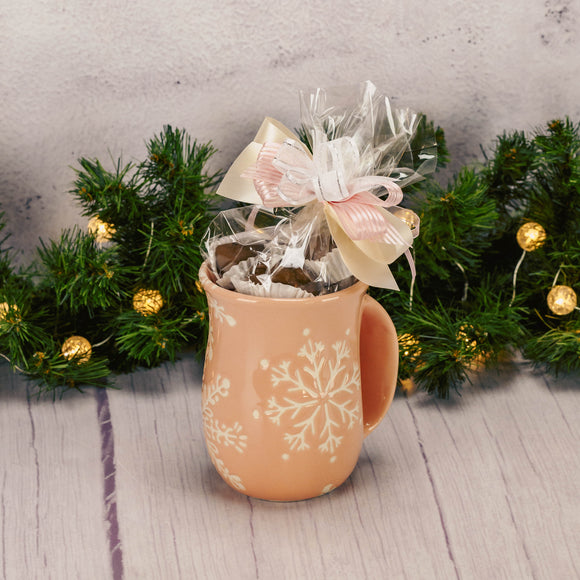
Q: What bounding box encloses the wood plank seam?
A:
[96,389,124,580]
[406,400,461,580]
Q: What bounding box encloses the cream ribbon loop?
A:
[216,117,419,290]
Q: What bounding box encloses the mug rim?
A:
[199,261,369,304]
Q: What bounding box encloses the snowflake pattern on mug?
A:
[206,296,237,361]
[202,374,247,491]
[265,332,361,455]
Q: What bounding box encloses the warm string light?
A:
[398,334,421,396]
[133,289,164,316]
[516,222,547,252]
[399,378,417,396]
[456,324,489,370]
[547,285,577,316]
[398,333,422,360]
[61,336,92,363]
[0,302,18,322]
[398,332,421,397]
[457,324,478,352]
[510,222,547,306]
[88,217,115,244]
[392,207,420,234]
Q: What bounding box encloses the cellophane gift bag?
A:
[203,80,437,296]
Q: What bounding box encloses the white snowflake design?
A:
[206,296,237,361]
[207,296,237,327]
[202,374,247,491]
[265,337,361,454]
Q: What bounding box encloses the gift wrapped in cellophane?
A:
[203,80,437,297]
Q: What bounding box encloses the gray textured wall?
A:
[1,0,579,263]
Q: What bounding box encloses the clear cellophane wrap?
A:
[203,81,437,297]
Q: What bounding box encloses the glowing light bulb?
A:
[0,303,19,323]
[547,285,577,316]
[0,303,11,320]
[457,325,478,351]
[61,336,92,363]
[392,208,420,233]
[133,289,164,316]
[399,378,417,395]
[516,222,546,252]
[398,333,421,359]
[88,217,115,243]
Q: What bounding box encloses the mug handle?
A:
[359,294,399,437]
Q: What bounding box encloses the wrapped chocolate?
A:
[203,81,436,297]
[204,205,355,297]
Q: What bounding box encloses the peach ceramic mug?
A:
[199,262,399,501]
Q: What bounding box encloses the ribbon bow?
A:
[216,117,419,290]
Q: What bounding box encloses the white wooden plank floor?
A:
[1,356,578,580]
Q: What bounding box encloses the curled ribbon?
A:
[216,117,419,290]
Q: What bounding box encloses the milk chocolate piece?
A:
[248,265,314,290]
[215,242,264,274]
[246,263,323,296]
[271,267,314,288]
[305,234,334,261]
[249,263,268,285]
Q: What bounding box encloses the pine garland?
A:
[372,117,579,397]
[0,119,578,398]
[0,126,219,396]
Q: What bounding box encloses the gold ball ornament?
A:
[61,336,92,363]
[547,285,577,316]
[516,222,546,252]
[133,289,164,316]
[88,217,115,243]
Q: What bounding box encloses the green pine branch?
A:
[1,126,219,396]
[36,227,133,315]
[2,119,578,399]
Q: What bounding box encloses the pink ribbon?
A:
[242,138,415,249]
